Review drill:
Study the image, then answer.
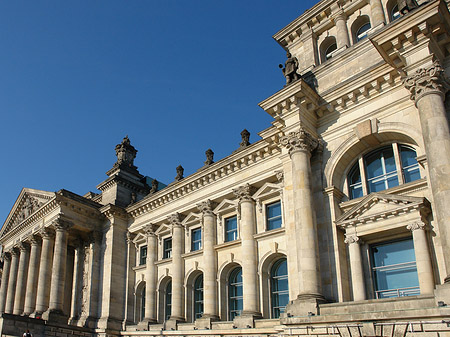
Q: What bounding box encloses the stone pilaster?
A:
[280,128,324,317]
[5,248,20,314]
[167,213,185,324]
[404,61,450,283]
[43,218,72,321]
[197,200,219,325]
[333,11,350,49]
[0,253,12,314]
[232,184,260,323]
[407,221,435,294]
[34,227,55,316]
[344,234,366,301]
[123,231,136,328]
[23,236,41,316]
[143,224,158,324]
[13,242,30,315]
[369,0,386,28]
[69,239,84,324]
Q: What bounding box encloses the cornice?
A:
[100,204,129,221]
[126,137,281,219]
[96,173,149,194]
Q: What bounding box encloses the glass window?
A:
[325,43,337,60]
[347,144,420,200]
[228,267,243,320]
[225,216,238,242]
[165,281,172,320]
[271,259,289,318]
[371,239,420,299]
[140,285,146,321]
[400,145,420,183]
[163,238,172,259]
[266,201,282,230]
[365,146,399,193]
[191,228,202,251]
[139,245,147,266]
[390,4,401,22]
[194,275,204,320]
[356,22,371,41]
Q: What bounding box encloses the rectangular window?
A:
[225,216,238,242]
[371,238,420,299]
[139,245,147,266]
[191,227,202,251]
[163,238,172,259]
[266,201,282,230]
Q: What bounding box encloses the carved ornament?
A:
[407,221,428,232]
[168,213,183,229]
[232,184,255,203]
[144,224,157,237]
[38,227,55,239]
[279,128,318,155]
[197,200,217,216]
[404,60,450,104]
[344,234,361,245]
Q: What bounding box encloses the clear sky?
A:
[0,0,317,225]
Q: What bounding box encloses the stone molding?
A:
[407,221,428,232]
[232,184,256,203]
[404,60,450,104]
[279,128,318,155]
[197,200,217,217]
[344,234,362,245]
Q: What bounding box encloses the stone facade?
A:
[1,1,450,336]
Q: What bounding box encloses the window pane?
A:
[164,238,172,259]
[225,216,238,242]
[267,202,282,230]
[140,246,147,266]
[400,146,420,183]
[191,228,202,251]
[229,268,243,320]
[366,152,384,178]
[383,148,396,173]
[194,275,203,319]
[271,259,289,318]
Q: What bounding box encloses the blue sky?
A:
[0,1,316,225]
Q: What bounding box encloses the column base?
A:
[41,309,69,324]
[281,293,327,323]
[77,315,99,328]
[137,318,158,331]
[233,312,262,329]
[165,316,185,330]
[195,315,219,329]
[97,316,123,331]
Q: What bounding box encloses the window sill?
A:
[339,178,427,212]
[254,227,285,239]
[214,239,241,250]
[182,249,203,258]
[155,257,172,265]
[133,264,146,271]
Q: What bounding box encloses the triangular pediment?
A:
[336,193,430,227]
[181,212,201,226]
[154,223,171,236]
[213,199,237,215]
[1,188,55,238]
[253,182,282,200]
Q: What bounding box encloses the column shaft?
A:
[346,236,366,301]
[144,228,158,322]
[69,242,84,320]
[24,238,41,315]
[202,211,218,318]
[14,244,30,315]
[369,0,386,27]
[0,254,12,313]
[335,14,350,49]
[5,250,20,314]
[35,230,54,314]
[171,221,184,320]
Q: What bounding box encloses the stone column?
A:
[168,213,184,323]
[13,242,30,315]
[23,236,42,315]
[197,200,219,321]
[144,224,158,323]
[69,239,84,322]
[407,221,435,294]
[0,253,12,313]
[404,61,450,282]
[369,0,386,28]
[333,11,350,49]
[5,248,20,314]
[280,128,323,300]
[345,234,366,301]
[123,232,136,327]
[43,219,71,319]
[233,185,260,318]
[34,228,55,315]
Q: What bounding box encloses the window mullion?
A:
[359,156,368,195]
[392,143,404,185]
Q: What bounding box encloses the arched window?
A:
[194,275,204,320]
[320,36,337,63]
[228,267,243,320]
[351,16,371,44]
[390,4,401,22]
[141,286,146,322]
[165,281,172,320]
[270,259,289,318]
[347,144,420,199]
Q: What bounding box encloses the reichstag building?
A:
[1,0,450,336]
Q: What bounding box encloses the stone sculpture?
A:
[279,52,301,86]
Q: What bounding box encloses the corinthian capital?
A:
[168,213,183,228]
[344,234,361,245]
[232,184,255,202]
[144,224,156,237]
[279,128,318,155]
[404,60,450,104]
[197,200,217,216]
[407,221,428,232]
